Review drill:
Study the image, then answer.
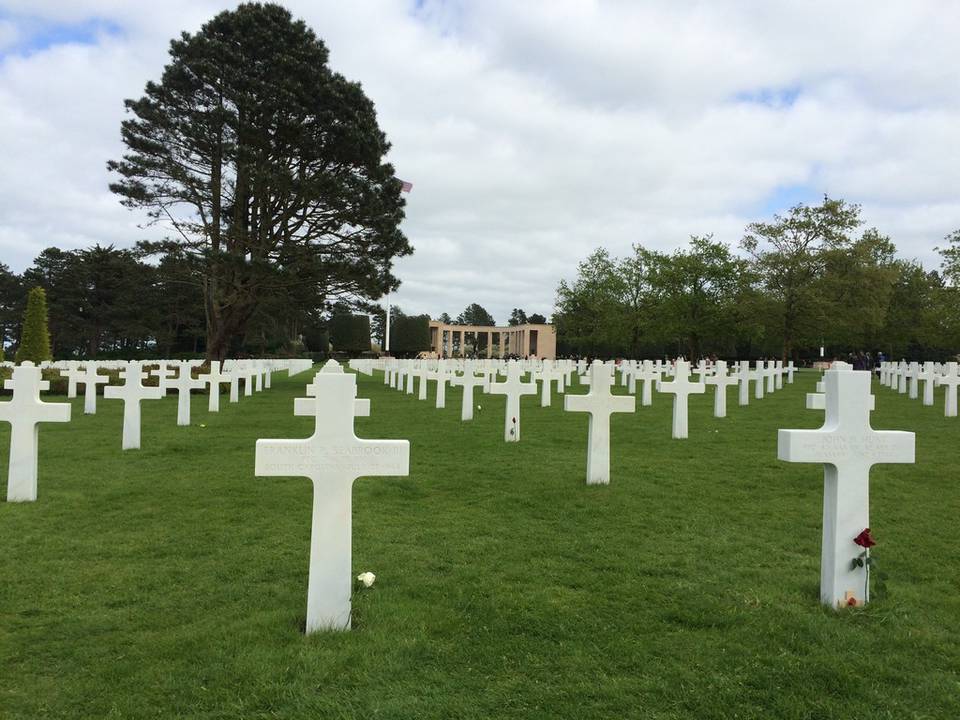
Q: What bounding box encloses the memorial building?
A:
[428,320,557,359]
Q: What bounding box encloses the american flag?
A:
[399,179,413,193]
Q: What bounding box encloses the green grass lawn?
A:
[2,367,958,719]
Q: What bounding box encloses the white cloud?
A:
[0,0,958,324]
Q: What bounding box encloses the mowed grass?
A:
[1,366,958,719]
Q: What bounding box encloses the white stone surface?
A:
[737,360,751,407]
[635,360,660,407]
[704,360,737,418]
[778,362,914,608]
[80,363,109,414]
[918,362,937,406]
[564,362,635,484]
[255,361,409,633]
[169,360,205,426]
[199,361,230,413]
[488,361,537,442]
[936,362,960,417]
[657,359,705,439]
[104,361,164,450]
[428,360,452,409]
[450,362,486,421]
[0,362,72,502]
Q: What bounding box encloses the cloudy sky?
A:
[1,1,958,324]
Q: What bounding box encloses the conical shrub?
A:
[16,286,52,363]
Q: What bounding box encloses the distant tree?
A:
[456,303,495,326]
[741,196,862,360]
[508,308,527,326]
[16,287,52,363]
[437,312,452,324]
[108,3,412,360]
[328,309,371,355]
[0,263,21,354]
[554,248,626,357]
[937,229,960,286]
[527,313,547,324]
[654,235,749,359]
[391,314,430,354]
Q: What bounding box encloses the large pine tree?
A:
[108,3,411,360]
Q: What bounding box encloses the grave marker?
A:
[255,361,409,632]
[104,361,164,450]
[564,362,635,484]
[488,361,537,442]
[0,362,72,502]
[657,359,705,439]
[778,362,914,607]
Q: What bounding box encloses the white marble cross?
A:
[419,362,433,401]
[450,362,486,421]
[104,360,164,450]
[778,362,914,608]
[657,359,706,439]
[199,361,231,412]
[301,370,370,417]
[427,360,453,409]
[168,360,205,426]
[536,359,564,408]
[765,360,778,393]
[906,362,920,399]
[935,362,960,417]
[918,361,937,407]
[786,361,796,384]
[774,360,785,390]
[737,360,751,406]
[488,361,537,442]
[255,361,409,633]
[0,362,71,502]
[751,361,766,400]
[80,363,109,415]
[152,361,176,396]
[635,360,660,407]
[704,360,738,418]
[564,361,635,484]
[61,360,84,399]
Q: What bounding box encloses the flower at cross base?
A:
[356,572,376,588]
[853,528,877,548]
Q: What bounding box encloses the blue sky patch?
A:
[0,14,123,59]
[734,85,802,108]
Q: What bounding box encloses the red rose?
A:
[847,596,858,607]
[853,528,876,548]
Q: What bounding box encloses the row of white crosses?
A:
[877,360,960,417]
[1,358,313,502]
[375,356,797,447]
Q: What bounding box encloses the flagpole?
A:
[385,295,392,354]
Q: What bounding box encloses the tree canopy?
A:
[554,198,959,360]
[107,3,411,360]
[455,303,496,326]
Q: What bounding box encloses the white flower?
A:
[357,571,376,588]
[477,404,482,410]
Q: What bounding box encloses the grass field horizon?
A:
[2,366,958,719]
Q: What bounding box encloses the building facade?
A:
[428,321,557,359]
